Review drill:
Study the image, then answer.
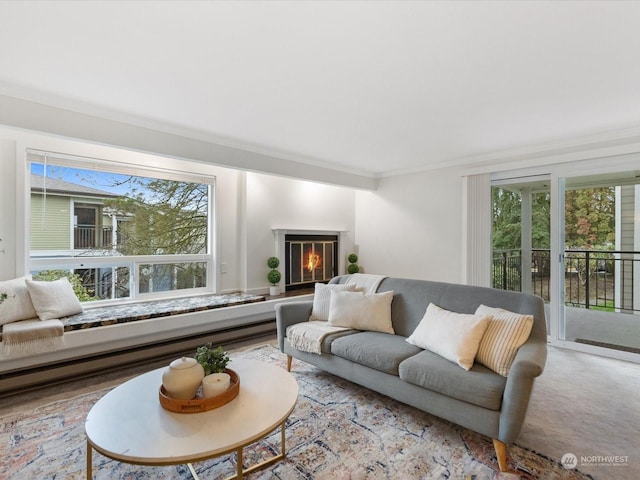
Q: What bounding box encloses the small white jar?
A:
[162,357,205,400]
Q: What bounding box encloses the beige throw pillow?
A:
[25,277,83,320]
[475,304,534,377]
[406,303,490,370]
[309,283,356,321]
[0,276,38,325]
[328,290,395,334]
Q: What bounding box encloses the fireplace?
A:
[273,229,348,291]
[285,234,338,290]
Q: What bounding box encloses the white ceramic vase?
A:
[269,286,280,296]
[162,357,205,400]
[202,372,231,398]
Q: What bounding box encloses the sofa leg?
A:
[287,355,292,372]
[493,439,508,472]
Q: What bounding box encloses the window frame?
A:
[24,148,217,305]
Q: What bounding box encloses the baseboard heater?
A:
[0,320,276,397]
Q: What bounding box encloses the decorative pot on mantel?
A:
[162,357,205,400]
[269,285,281,296]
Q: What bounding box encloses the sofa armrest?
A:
[275,301,313,352]
[498,339,548,443]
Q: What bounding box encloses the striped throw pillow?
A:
[474,304,534,377]
[309,283,356,321]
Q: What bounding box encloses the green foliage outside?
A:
[492,188,551,250]
[590,300,615,312]
[104,178,208,256]
[564,188,615,249]
[33,270,97,301]
[492,185,618,300]
[492,186,615,251]
[102,177,209,293]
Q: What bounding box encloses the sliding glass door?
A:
[560,172,640,355]
[490,166,640,359]
[491,177,551,334]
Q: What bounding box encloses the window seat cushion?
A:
[60,293,265,332]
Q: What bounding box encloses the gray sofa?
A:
[275,276,547,472]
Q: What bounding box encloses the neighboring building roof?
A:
[30,174,120,198]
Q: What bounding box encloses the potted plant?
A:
[195,343,230,375]
[267,256,282,295]
[195,343,232,398]
[347,253,360,274]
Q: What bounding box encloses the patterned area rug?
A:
[0,344,595,480]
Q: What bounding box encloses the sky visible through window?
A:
[31,162,150,197]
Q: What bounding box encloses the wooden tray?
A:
[159,368,240,414]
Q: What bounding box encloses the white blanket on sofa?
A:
[345,273,386,293]
[287,275,386,355]
[287,321,352,354]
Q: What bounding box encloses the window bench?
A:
[0,292,312,395]
[60,292,266,332]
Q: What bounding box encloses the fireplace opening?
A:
[285,234,338,291]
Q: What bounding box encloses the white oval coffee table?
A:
[85,358,298,479]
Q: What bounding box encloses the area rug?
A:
[0,344,595,480]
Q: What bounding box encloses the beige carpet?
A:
[1,339,638,479]
[519,346,640,480]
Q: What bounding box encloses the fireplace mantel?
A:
[272,229,349,278]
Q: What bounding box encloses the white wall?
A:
[0,137,18,277]
[0,126,358,295]
[245,172,356,293]
[354,166,464,283]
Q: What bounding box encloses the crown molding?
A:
[379,126,640,178]
[0,91,378,190]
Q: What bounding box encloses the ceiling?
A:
[1,1,640,179]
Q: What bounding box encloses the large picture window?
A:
[28,151,214,303]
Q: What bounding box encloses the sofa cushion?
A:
[330,331,422,375]
[328,290,395,334]
[475,304,534,377]
[406,303,490,370]
[309,283,356,321]
[0,276,38,326]
[317,330,360,353]
[399,349,507,411]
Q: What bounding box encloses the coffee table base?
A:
[87,421,288,480]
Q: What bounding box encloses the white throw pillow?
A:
[328,290,395,334]
[25,277,83,320]
[309,283,356,321]
[475,304,534,377]
[406,303,490,370]
[0,276,38,326]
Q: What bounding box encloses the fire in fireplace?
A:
[285,234,338,290]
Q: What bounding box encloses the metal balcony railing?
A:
[492,248,639,313]
[74,226,116,249]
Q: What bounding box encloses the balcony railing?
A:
[74,226,117,250]
[493,248,640,313]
